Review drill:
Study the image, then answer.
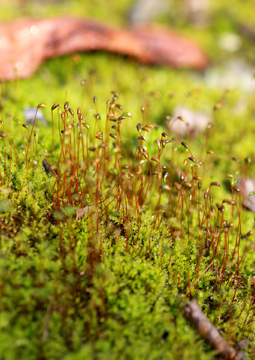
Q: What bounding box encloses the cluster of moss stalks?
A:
[0,89,255,360]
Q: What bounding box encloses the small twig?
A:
[183,300,247,360]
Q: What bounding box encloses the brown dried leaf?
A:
[76,206,91,220]
[131,25,209,69]
[0,16,209,81]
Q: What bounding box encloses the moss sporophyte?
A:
[0,90,255,360]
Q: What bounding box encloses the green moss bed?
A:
[1,1,255,359]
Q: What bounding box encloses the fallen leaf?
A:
[0,16,209,81]
[76,206,91,220]
[132,25,209,69]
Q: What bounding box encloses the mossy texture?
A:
[1,1,255,359]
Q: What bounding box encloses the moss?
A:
[1,1,255,359]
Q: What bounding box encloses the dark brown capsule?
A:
[142,152,149,160]
[233,185,240,192]
[68,108,74,116]
[95,135,103,140]
[210,205,215,212]
[223,199,236,205]
[93,96,97,103]
[246,230,255,237]
[161,132,168,139]
[181,141,189,149]
[188,157,196,162]
[64,101,69,110]
[210,182,221,187]
[136,123,143,133]
[138,136,146,141]
[51,103,59,111]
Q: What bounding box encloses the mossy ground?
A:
[1,1,255,360]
